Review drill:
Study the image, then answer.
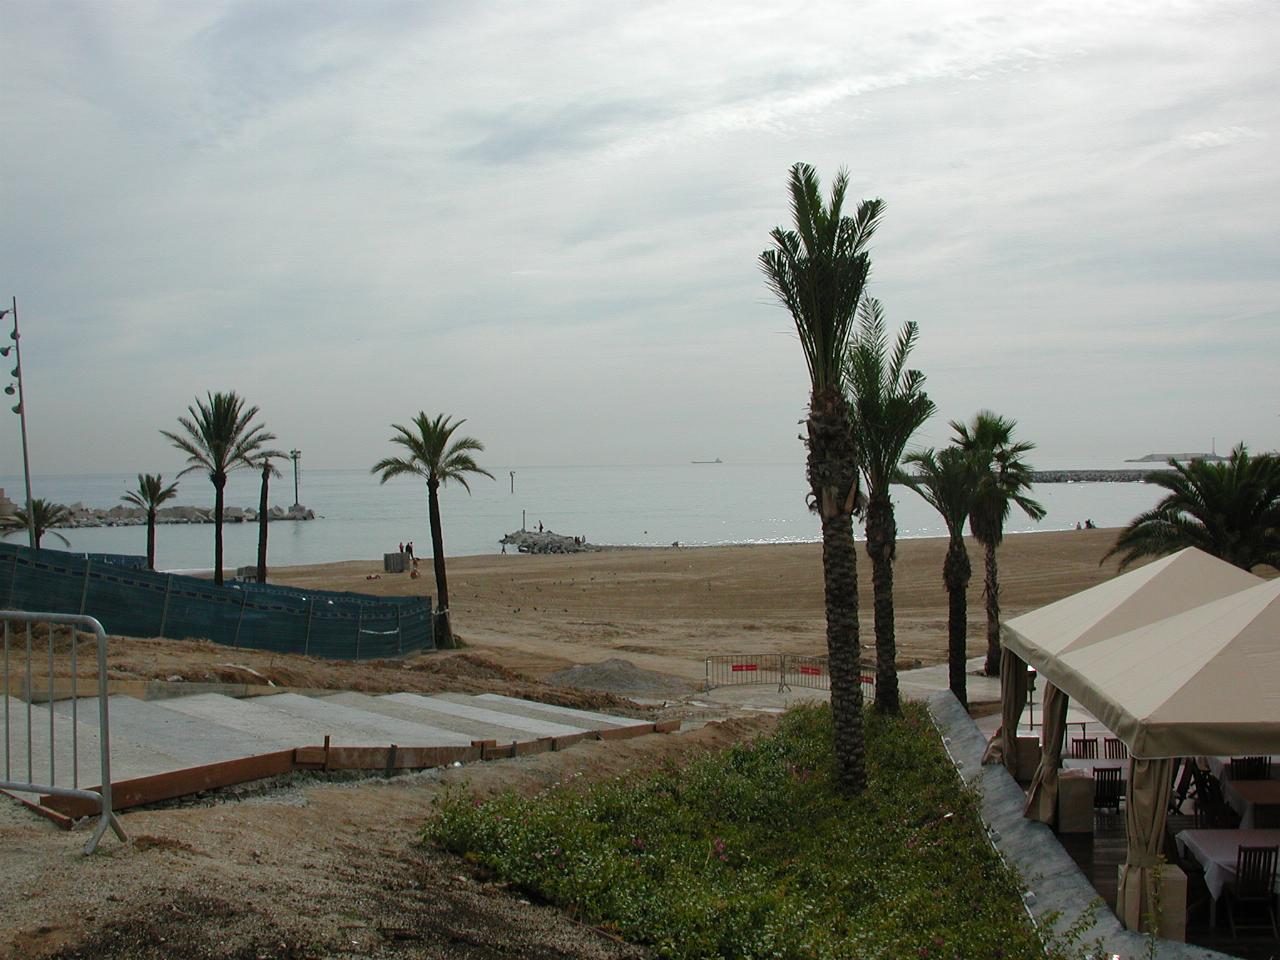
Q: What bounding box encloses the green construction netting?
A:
[0,542,433,659]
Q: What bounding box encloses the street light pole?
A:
[289,449,301,507]
[2,298,35,549]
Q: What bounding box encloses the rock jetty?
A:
[52,503,317,528]
[500,529,598,554]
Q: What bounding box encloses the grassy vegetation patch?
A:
[425,703,1054,959]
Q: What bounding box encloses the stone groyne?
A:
[51,503,317,528]
[1027,470,1154,483]
[500,529,599,554]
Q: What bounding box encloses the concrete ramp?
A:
[8,687,666,822]
[463,693,650,731]
[383,693,589,739]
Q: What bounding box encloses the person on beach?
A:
[398,541,404,553]
[406,541,414,558]
[538,521,543,533]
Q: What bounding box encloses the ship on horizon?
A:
[691,457,723,464]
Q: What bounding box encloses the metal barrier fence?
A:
[705,653,875,699]
[0,542,433,659]
[1,610,127,853]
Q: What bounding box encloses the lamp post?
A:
[2,297,36,550]
[289,449,301,507]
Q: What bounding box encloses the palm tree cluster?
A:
[1104,444,1280,573]
[762,164,1046,785]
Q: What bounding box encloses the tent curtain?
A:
[1116,757,1175,933]
[981,647,1029,770]
[1023,681,1069,824]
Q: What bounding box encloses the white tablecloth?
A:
[1223,779,1280,829]
[1062,757,1128,780]
[1174,828,1280,900]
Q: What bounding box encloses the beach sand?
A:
[271,526,1137,685]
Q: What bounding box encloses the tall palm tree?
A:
[256,456,283,583]
[121,473,179,570]
[760,162,884,794]
[371,413,494,650]
[1104,444,1280,572]
[901,446,974,707]
[953,411,1045,676]
[161,392,280,585]
[846,297,935,715]
[2,498,72,549]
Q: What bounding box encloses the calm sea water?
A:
[0,461,1165,573]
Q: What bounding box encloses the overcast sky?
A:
[2,0,1277,477]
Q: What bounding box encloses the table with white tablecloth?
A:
[1174,828,1280,925]
[1223,779,1280,829]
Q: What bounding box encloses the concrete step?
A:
[322,692,545,743]
[380,693,589,740]
[54,695,288,768]
[457,693,649,731]
[242,693,473,747]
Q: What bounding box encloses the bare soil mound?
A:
[545,658,694,697]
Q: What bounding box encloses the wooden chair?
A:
[1103,737,1128,760]
[1093,766,1123,814]
[1071,736,1099,759]
[1231,756,1270,781]
[1170,757,1197,815]
[1191,767,1238,829]
[1225,845,1279,939]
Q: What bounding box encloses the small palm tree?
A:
[256,455,284,582]
[372,413,494,649]
[953,411,1045,676]
[901,446,974,707]
[2,498,72,549]
[760,162,884,794]
[121,473,179,570]
[1104,444,1280,572]
[161,392,280,585]
[846,297,935,715]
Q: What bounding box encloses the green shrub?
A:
[425,703,1052,959]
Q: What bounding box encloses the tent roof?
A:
[1047,577,1280,758]
[1002,547,1261,673]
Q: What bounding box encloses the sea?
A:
[0,459,1167,574]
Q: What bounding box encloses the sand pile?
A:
[545,657,694,697]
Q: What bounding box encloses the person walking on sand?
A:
[399,541,404,553]
[406,540,414,559]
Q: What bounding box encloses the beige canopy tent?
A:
[1002,547,1261,674]
[1047,576,1280,760]
[986,548,1260,777]
[994,551,1275,936]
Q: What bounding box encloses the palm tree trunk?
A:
[808,389,865,795]
[426,478,454,649]
[944,533,971,708]
[257,464,269,583]
[213,475,226,586]
[983,540,1000,676]
[146,509,157,570]
[865,491,899,715]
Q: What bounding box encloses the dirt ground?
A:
[0,527,1183,958]
[2,715,774,960]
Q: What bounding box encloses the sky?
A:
[2,0,1277,477]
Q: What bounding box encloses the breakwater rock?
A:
[53,503,317,528]
[1027,470,1153,483]
[500,529,598,554]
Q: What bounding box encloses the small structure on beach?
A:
[500,529,597,554]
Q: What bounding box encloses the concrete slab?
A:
[53,695,287,768]
[464,693,648,730]
[321,692,564,743]
[244,693,473,747]
[155,693,385,750]
[379,693,588,739]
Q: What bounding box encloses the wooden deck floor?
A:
[1057,812,1280,959]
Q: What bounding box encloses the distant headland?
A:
[1125,452,1227,463]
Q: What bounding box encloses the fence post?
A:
[78,559,92,616]
[304,597,314,655]
[354,607,363,660]
[396,606,402,656]
[158,575,173,637]
[233,592,247,647]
